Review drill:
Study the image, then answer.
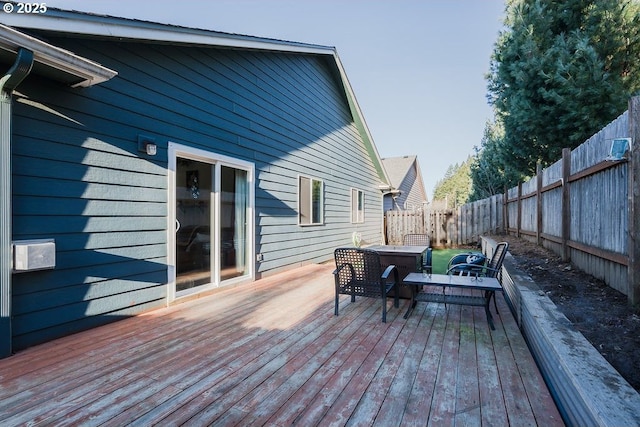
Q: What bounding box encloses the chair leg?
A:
[442,286,447,309]
[382,296,387,323]
[492,291,499,314]
[335,293,339,316]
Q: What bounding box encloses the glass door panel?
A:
[220,166,248,280]
[175,159,212,292]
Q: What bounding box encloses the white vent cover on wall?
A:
[12,239,56,272]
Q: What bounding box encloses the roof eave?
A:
[1,10,333,56]
[3,8,389,185]
[0,23,117,87]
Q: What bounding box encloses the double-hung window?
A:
[351,189,364,223]
[298,175,323,225]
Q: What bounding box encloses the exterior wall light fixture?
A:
[138,134,157,156]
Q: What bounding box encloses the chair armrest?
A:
[423,248,433,271]
[381,264,399,283]
[482,266,501,278]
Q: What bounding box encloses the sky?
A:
[43,0,506,198]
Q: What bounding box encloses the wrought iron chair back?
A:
[333,248,399,322]
[402,234,432,274]
[402,233,430,247]
[485,242,509,278]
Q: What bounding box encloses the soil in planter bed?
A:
[488,235,640,392]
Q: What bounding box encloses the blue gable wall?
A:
[10,37,384,350]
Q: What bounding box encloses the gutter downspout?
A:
[0,48,33,358]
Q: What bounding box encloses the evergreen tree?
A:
[432,159,473,207]
[469,120,522,201]
[487,0,640,177]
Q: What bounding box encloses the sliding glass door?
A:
[175,158,213,292]
[170,144,253,297]
[220,166,248,280]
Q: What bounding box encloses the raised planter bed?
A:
[482,236,640,427]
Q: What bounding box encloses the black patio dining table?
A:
[366,244,429,299]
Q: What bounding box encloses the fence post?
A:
[562,147,572,262]
[495,194,502,233]
[536,163,543,246]
[516,182,522,238]
[628,97,640,304]
[503,187,509,235]
[453,206,458,247]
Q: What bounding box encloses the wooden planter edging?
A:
[482,237,640,427]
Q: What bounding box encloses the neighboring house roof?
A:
[1,7,391,186]
[382,155,428,204]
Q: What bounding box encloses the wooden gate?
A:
[385,210,425,245]
[385,207,459,248]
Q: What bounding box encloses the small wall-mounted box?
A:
[12,239,56,272]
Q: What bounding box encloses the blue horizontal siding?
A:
[13,217,166,235]
[11,296,165,351]
[12,256,167,295]
[11,35,384,349]
[13,270,168,316]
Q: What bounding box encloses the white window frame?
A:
[351,188,365,223]
[298,175,324,226]
[167,142,255,302]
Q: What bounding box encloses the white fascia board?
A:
[0,23,117,87]
[1,13,334,56]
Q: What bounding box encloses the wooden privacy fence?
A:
[385,206,484,248]
[386,97,640,303]
[456,97,640,304]
[457,194,503,245]
[385,206,460,247]
[386,196,503,248]
[385,209,425,245]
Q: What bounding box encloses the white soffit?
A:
[0,23,117,87]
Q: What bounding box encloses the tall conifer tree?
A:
[486,0,640,177]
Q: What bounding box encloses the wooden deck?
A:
[0,264,564,426]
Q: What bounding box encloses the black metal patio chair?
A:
[402,233,430,247]
[446,251,487,276]
[447,243,508,278]
[446,241,509,312]
[333,248,400,323]
[402,234,432,275]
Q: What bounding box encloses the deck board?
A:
[0,263,564,426]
